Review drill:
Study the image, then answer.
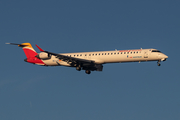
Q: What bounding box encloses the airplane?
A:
[6,42,168,74]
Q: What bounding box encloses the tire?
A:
[85,70,91,74]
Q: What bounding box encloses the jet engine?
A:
[36,52,51,60]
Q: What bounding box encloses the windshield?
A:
[152,50,162,53]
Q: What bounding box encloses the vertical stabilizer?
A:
[20,43,38,58]
[6,42,45,65]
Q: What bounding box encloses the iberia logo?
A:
[127,55,132,58]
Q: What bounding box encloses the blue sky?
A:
[1,0,180,120]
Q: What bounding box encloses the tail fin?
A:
[21,43,38,58]
[7,42,46,65]
[6,43,38,58]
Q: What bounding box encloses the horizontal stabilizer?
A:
[6,43,29,47]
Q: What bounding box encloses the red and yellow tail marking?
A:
[21,43,46,65]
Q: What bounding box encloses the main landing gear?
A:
[157,60,161,66]
[76,66,81,71]
[76,68,91,74]
[85,70,91,74]
[75,65,91,74]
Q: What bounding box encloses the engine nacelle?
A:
[36,52,51,60]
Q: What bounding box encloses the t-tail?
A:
[6,43,45,65]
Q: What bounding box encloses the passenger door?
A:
[144,50,148,58]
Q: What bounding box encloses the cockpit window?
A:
[152,50,161,53]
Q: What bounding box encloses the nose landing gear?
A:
[157,60,161,66]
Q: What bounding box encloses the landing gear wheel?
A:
[76,66,81,71]
[85,70,91,74]
[157,60,161,66]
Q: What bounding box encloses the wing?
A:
[36,44,103,71]
[44,51,95,65]
[45,51,103,71]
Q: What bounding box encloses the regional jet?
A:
[6,43,168,74]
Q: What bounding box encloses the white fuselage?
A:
[42,49,168,66]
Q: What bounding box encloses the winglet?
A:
[36,44,44,52]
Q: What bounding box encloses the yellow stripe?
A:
[19,43,33,48]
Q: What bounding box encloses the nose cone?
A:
[161,54,168,61]
[165,55,168,59]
